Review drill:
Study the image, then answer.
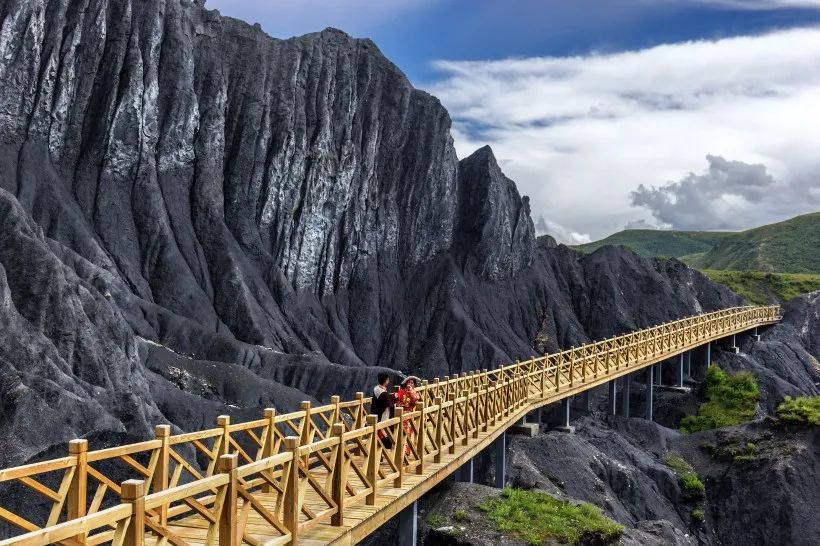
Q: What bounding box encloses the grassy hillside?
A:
[576,230,732,258]
[701,270,820,305]
[685,212,820,273]
[578,212,820,274]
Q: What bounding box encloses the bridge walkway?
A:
[0,305,780,546]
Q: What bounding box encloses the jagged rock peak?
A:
[456,145,536,280]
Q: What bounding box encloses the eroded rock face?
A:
[0,0,750,467]
[0,2,818,544]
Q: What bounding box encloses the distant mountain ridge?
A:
[577,212,820,274]
[686,212,820,273]
[576,229,733,259]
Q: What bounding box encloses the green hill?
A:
[684,212,820,273]
[577,212,820,274]
[576,230,734,258]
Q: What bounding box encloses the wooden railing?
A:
[0,305,780,545]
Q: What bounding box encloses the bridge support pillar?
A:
[728,333,739,353]
[455,458,474,483]
[608,380,617,415]
[687,351,692,378]
[494,432,506,488]
[655,363,663,386]
[645,366,654,422]
[660,354,690,393]
[752,326,761,342]
[510,410,539,437]
[552,398,574,433]
[398,500,418,546]
[621,375,631,418]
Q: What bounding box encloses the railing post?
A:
[67,439,88,544]
[366,415,379,505]
[448,393,457,454]
[473,387,481,439]
[394,407,405,487]
[492,381,500,425]
[154,425,171,524]
[217,415,231,457]
[331,395,341,425]
[299,401,313,448]
[461,390,470,446]
[354,392,365,429]
[415,401,426,475]
[434,397,444,463]
[218,454,238,546]
[262,408,276,493]
[283,436,301,544]
[121,480,145,546]
[331,423,346,526]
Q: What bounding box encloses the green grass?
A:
[425,514,448,529]
[701,269,820,304]
[680,366,760,433]
[479,488,623,546]
[453,509,469,523]
[692,508,705,523]
[680,474,706,500]
[775,396,820,426]
[664,454,705,501]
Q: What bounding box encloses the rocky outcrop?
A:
[0,1,818,544]
[0,0,748,466]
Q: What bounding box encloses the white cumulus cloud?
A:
[427,27,820,242]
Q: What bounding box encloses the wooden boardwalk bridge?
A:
[0,305,780,546]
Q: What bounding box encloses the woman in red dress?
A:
[396,376,421,455]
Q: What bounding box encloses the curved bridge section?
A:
[0,306,780,546]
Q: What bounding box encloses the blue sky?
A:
[209,0,820,242]
[209,1,820,83]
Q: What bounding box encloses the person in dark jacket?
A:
[371,372,395,448]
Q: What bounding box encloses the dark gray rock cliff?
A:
[0,0,747,467]
[0,1,818,545]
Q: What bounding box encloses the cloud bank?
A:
[428,27,820,242]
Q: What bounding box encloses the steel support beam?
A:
[398,501,418,546]
[561,397,570,427]
[645,366,654,421]
[621,375,631,418]
[677,353,685,388]
[455,458,474,483]
[608,380,617,415]
[551,397,575,433]
[494,432,506,489]
[687,350,692,377]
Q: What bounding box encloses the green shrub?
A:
[479,488,623,545]
[426,514,447,529]
[680,366,760,433]
[775,396,820,426]
[453,509,469,523]
[665,453,706,501]
[692,508,705,523]
[664,454,693,476]
[680,474,706,500]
